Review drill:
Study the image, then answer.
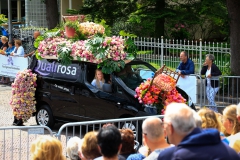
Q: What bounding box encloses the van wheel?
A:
[121,121,142,145]
[36,105,54,128]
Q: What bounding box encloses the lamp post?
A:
[8,0,12,42]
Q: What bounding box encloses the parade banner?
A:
[177,75,197,103]
[0,55,28,78]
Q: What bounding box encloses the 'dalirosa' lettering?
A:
[57,65,77,75]
[46,63,51,72]
[66,66,71,75]
[71,67,76,75]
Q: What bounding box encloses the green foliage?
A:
[97,19,112,36]
[124,38,137,59]
[34,35,45,49]
[80,0,138,26]
[78,0,229,40]
[170,23,190,40]
[119,30,137,38]
[165,0,228,40]
[221,54,231,76]
[35,50,43,60]
[64,20,79,31]
[85,35,107,59]
[66,9,79,15]
[34,28,61,49]
[57,44,73,66]
[98,59,125,74]
[0,14,7,25]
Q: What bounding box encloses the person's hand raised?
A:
[203,62,207,66]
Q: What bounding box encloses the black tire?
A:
[36,105,54,128]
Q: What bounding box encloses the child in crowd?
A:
[30,135,65,160]
[1,41,15,56]
[222,105,240,153]
[198,108,229,144]
[91,69,105,89]
[81,131,101,160]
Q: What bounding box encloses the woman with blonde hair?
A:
[222,105,240,152]
[81,131,101,160]
[222,105,240,136]
[198,108,222,131]
[91,69,105,89]
[0,36,8,51]
[30,135,65,160]
[198,108,229,144]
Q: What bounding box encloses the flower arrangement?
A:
[35,21,137,73]
[0,14,7,25]
[103,36,127,61]
[79,22,105,38]
[9,69,37,122]
[135,73,186,114]
[38,37,72,57]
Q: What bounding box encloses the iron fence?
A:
[204,76,240,109]
[0,126,53,160]
[134,37,230,74]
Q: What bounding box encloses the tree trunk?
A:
[44,0,59,29]
[154,0,165,38]
[226,0,240,76]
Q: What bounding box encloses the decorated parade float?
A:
[9,17,188,123]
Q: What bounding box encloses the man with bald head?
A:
[24,31,40,57]
[176,51,194,77]
[158,103,239,160]
[142,117,172,160]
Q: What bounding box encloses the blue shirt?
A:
[176,58,195,75]
[5,46,15,55]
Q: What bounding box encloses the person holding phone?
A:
[201,54,222,112]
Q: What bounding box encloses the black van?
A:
[30,58,195,128]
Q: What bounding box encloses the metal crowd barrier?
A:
[54,115,164,157]
[206,76,240,108]
[0,126,53,160]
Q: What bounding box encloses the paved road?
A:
[0,84,69,160]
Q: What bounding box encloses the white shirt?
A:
[206,68,211,77]
[12,46,25,56]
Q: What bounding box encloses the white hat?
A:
[237,103,240,116]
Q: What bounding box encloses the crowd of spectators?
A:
[29,102,240,160]
[0,30,40,86]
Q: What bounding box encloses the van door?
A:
[50,79,84,121]
[79,64,130,120]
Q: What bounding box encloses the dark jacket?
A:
[176,58,195,75]
[158,128,240,160]
[201,63,222,88]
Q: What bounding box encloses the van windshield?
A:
[116,63,155,90]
